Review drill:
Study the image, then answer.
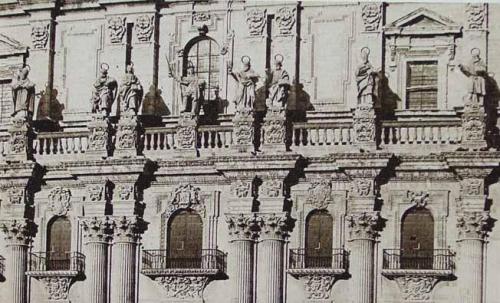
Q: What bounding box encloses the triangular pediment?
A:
[0,34,27,57]
[385,7,462,35]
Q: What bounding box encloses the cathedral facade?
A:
[0,1,499,303]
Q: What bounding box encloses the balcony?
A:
[26,252,85,277]
[288,248,349,276]
[382,249,454,277]
[141,249,227,277]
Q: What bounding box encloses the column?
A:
[81,216,114,303]
[226,214,260,303]
[456,211,491,303]
[256,213,292,303]
[0,219,35,303]
[347,212,380,303]
[110,216,147,303]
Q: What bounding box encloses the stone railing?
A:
[33,130,90,156]
[142,125,178,154]
[197,125,233,150]
[290,121,355,150]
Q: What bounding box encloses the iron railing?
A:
[0,255,4,276]
[29,252,85,272]
[382,249,454,271]
[289,248,348,270]
[142,249,226,272]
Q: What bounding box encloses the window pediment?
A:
[0,34,27,57]
[385,7,462,36]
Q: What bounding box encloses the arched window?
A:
[401,207,434,269]
[168,209,203,268]
[46,216,71,270]
[183,37,220,104]
[305,210,333,268]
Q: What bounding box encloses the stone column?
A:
[456,211,491,303]
[81,216,114,303]
[110,216,147,303]
[226,214,260,303]
[0,219,35,303]
[256,213,292,303]
[346,212,380,303]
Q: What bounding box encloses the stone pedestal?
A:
[176,113,197,156]
[347,212,380,303]
[353,105,377,151]
[461,98,487,151]
[88,115,112,159]
[7,118,33,162]
[232,109,254,153]
[110,216,147,303]
[0,219,35,303]
[81,217,114,303]
[262,106,286,153]
[115,114,140,158]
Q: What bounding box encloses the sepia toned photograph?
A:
[0,1,498,303]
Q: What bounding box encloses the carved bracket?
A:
[153,275,211,301]
[35,276,76,302]
[393,275,439,301]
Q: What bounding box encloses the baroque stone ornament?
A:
[31,23,49,49]
[111,216,147,243]
[393,275,438,301]
[461,178,483,196]
[246,8,266,36]
[263,106,286,146]
[154,276,210,299]
[466,3,486,30]
[231,180,252,198]
[257,213,293,240]
[347,211,380,240]
[307,179,332,210]
[115,184,134,201]
[38,276,73,301]
[88,117,111,155]
[176,113,197,150]
[226,213,260,241]
[260,179,282,198]
[165,184,204,218]
[81,216,113,243]
[275,7,296,35]
[233,109,254,152]
[135,15,154,42]
[353,105,376,144]
[408,191,429,208]
[107,16,126,44]
[116,116,139,154]
[87,185,104,202]
[361,3,381,31]
[0,219,34,245]
[456,211,492,240]
[351,178,373,197]
[303,275,336,300]
[6,186,24,204]
[48,187,72,216]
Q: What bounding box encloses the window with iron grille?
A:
[406,61,438,110]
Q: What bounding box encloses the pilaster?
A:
[232,108,255,153]
[115,113,141,158]
[7,117,34,162]
[176,113,198,156]
[87,115,112,159]
[262,106,286,153]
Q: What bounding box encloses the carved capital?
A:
[81,216,113,243]
[393,275,439,301]
[456,211,492,240]
[38,276,74,301]
[347,212,381,240]
[256,213,293,240]
[226,213,260,241]
[110,216,147,243]
[154,276,210,299]
[0,219,35,245]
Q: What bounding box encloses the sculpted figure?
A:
[11,65,35,119]
[229,56,260,111]
[170,61,206,116]
[119,63,143,115]
[266,54,290,107]
[355,47,377,105]
[91,63,117,117]
[459,48,487,103]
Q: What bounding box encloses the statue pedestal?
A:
[6,117,33,162]
[232,108,254,153]
[115,114,140,158]
[353,105,377,151]
[175,113,197,157]
[461,98,487,151]
[87,115,112,159]
[262,105,286,153]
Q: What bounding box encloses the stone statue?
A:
[229,56,260,111]
[91,63,118,117]
[459,48,487,103]
[170,61,206,116]
[119,63,143,115]
[355,47,377,105]
[265,54,290,107]
[11,65,35,119]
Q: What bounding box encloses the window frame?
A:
[405,60,439,110]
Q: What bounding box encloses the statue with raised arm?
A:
[266,54,290,108]
[355,47,377,106]
[170,61,206,116]
[459,48,487,103]
[229,56,259,111]
[119,63,143,115]
[91,63,117,117]
[11,65,35,119]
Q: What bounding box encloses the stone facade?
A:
[0,1,500,303]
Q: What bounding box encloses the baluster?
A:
[82,136,88,152]
[170,133,176,149]
[409,127,416,144]
[74,137,81,153]
[450,126,457,143]
[59,137,66,154]
[416,126,422,143]
[67,137,74,154]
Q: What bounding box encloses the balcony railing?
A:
[142,249,226,274]
[197,125,233,150]
[0,255,4,276]
[33,131,90,156]
[289,248,348,271]
[380,120,462,147]
[28,252,85,273]
[291,122,355,148]
[382,249,454,271]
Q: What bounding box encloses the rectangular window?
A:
[406,61,438,110]
[0,80,12,125]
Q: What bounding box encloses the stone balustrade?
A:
[291,121,355,150]
[197,125,234,150]
[33,130,90,156]
[142,126,178,154]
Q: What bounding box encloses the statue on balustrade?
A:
[11,65,35,120]
[355,47,377,106]
[459,48,487,103]
[229,55,260,111]
[91,63,118,117]
[169,60,206,117]
[119,63,143,115]
[265,54,290,108]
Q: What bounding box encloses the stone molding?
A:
[456,211,492,240]
[226,213,260,241]
[81,216,114,243]
[346,211,381,240]
[0,219,35,245]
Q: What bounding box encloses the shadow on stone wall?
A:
[485,74,500,149]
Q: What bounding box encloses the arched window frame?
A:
[304,209,334,252]
[400,206,435,249]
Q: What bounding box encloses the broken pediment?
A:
[0,33,27,57]
[385,7,462,36]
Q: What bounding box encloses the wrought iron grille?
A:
[382,249,455,271]
[142,249,226,272]
[289,248,348,270]
[29,252,85,272]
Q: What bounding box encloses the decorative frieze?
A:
[81,216,113,243]
[226,213,260,241]
[246,8,266,36]
[31,23,50,49]
[275,7,296,35]
[135,15,154,42]
[393,275,439,301]
[466,3,487,30]
[456,211,492,240]
[307,179,332,210]
[154,276,209,299]
[361,3,381,31]
[107,16,126,44]
[48,187,72,216]
[0,219,35,245]
[347,212,380,240]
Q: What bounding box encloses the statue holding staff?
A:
[229,56,259,111]
[11,65,35,119]
[265,54,290,108]
[459,48,487,103]
[355,47,377,106]
[91,63,118,117]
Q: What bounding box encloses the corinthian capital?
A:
[457,211,493,240]
[226,213,260,241]
[347,211,381,240]
[0,218,36,245]
[110,216,148,243]
[256,213,294,240]
[81,216,113,243]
